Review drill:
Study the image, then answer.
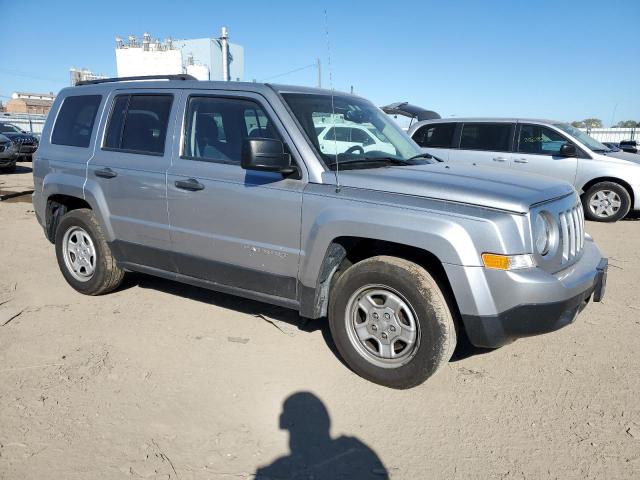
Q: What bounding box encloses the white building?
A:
[70,68,108,86]
[115,30,244,81]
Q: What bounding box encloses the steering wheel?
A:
[345,145,365,155]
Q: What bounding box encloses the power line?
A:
[259,63,316,82]
[0,68,62,84]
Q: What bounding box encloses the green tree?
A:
[583,118,603,128]
[571,121,585,128]
[614,120,639,128]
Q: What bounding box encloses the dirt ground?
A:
[1,166,639,479]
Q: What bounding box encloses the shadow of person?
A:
[255,392,389,480]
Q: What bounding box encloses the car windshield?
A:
[281,93,426,170]
[553,123,610,152]
[0,123,22,134]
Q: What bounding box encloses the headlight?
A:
[535,211,553,256]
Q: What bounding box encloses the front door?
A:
[88,90,178,271]
[511,123,578,185]
[166,91,304,300]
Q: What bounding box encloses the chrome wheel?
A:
[62,226,96,282]
[345,285,420,369]
[588,190,622,218]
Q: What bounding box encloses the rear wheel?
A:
[582,181,631,222]
[328,256,457,389]
[55,209,124,295]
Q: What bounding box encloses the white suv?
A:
[315,123,396,156]
[409,118,640,222]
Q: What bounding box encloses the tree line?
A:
[570,119,640,128]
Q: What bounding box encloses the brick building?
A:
[5,92,56,115]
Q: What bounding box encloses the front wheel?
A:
[582,181,631,222]
[328,256,457,389]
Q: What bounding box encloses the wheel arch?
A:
[580,176,635,208]
[298,236,460,322]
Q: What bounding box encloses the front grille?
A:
[559,203,585,264]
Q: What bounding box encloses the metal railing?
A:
[0,112,47,136]
[581,128,637,143]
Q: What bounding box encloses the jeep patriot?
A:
[32,76,607,388]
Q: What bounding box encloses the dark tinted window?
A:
[104,94,173,155]
[51,95,102,147]
[350,128,374,145]
[518,124,569,156]
[183,96,280,164]
[460,123,512,151]
[413,123,456,148]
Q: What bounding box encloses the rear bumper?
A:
[445,239,607,348]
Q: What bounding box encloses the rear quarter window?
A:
[413,123,456,148]
[51,95,102,148]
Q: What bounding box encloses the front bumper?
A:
[445,238,607,348]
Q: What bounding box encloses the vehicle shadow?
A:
[123,273,493,365]
[623,211,640,221]
[124,272,342,354]
[254,391,389,479]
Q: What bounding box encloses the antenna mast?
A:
[324,9,340,192]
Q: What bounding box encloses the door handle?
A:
[514,158,529,164]
[492,157,507,162]
[174,178,205,191]
[95,167,118,179]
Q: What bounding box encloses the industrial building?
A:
[115,29,244,81]
[70,68,107,86]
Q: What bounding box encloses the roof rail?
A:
[75,74,197,86]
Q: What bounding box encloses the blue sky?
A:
[1,0,638,125]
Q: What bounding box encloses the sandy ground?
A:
[1,166,639,479]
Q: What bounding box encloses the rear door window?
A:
[413,123,456,148]
[460,123,512,152]
[51,95,102,148]
[104,94,173,155]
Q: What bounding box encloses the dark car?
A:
[602,142,620,151]
[0,122,39,161]
[619,140,639,154]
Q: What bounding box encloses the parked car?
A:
[0,133,18,172]
[32,76,607,388]
[315,123,396,156]
[0,122,39,161]
[409,118,640,222]
[601,142,620,151]
[619,140,639,154]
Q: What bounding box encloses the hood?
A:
[321,163,574,213]
[1,132,38,143]
[0,134,10,144]
[600,150,640,165]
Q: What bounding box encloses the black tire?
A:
[328,256,457,389]
[55,208,124,295]
[582,181,631,222]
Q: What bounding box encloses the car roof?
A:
[69,79,357,99]
[415,117,564,125]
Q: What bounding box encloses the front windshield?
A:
[554,123,609,152]
[0,123,22,134]
[281,93,425,169]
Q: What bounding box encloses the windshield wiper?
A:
[326,157,411,167]
[407,152,444,162]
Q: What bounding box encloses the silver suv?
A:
[32,77,607,388]
[409,118,640,222]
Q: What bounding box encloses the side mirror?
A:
[241,138,295,174]
[559,144,577,157]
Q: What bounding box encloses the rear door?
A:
[410,122,457,161]
[166,90,304,300]
[87,90,178,271]
[512,123,578,184]
[448,122,515,168]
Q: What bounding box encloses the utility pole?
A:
[316,58,321,88]
[220,26,230,81]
